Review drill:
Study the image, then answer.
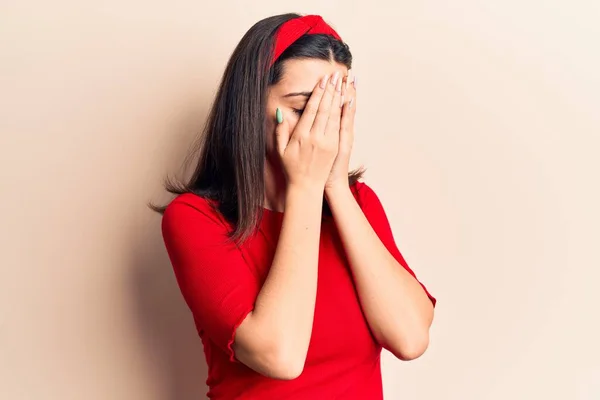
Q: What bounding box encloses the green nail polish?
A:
[276,108,283,124]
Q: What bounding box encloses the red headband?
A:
[271,15,342,66]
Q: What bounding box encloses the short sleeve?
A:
[161,195,260,362]
[354,182,437,307]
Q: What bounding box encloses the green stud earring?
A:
[276,108,283,124]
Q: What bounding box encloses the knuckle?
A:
[317,136,336,151]
[315,140,325,152]
[312,88,325,97]
[303,133,312,143]
[297,130,310,142]
[324,144,338,157]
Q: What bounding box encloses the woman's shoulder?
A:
[164,192,215,214]
[162,192,227,231]
[349,179,376,207]
[350,179,367,193]
[166,192,213,209]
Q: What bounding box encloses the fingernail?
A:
[276,108,283,124]
[320,75,329,89]
[348,98,354,108]
[353,75,358,88]
[340,95,345,107]
[331,71,340,86]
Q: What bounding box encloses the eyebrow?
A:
[283,91,312,98]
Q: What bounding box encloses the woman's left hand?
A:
[325,70,357,191]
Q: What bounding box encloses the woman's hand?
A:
[325,70,357,191]
[276,72,344,190]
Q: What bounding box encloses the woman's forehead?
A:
[277,59,348,92]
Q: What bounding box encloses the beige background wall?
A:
[2,1,599,399]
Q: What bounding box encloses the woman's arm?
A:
[324,184,435,361]
[235,73,344,378]
[233,185,323,379]
[162,187,323,380]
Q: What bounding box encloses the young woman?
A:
[157,13,437,400]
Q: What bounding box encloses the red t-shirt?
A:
[162,181,436,399]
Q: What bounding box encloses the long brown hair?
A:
[151,13,364,243]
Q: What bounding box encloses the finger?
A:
[341,93,356,124]
[341,69,351,107]
[340,103,355,147]
[343,70,357,112]
[324,74,344,136]
[340,75,357,142]
[332,73,343,115]
[341,69,353,108]
[310,71,340,135]
[340,76,347,107]
[293,74,329,136]
[274,108,290,156]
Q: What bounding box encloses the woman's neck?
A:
[264,159,287,212]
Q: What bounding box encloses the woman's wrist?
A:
[324,182,352,200]
[286,182,325,210]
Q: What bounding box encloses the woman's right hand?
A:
[275,72,344,190]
